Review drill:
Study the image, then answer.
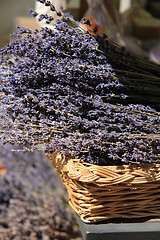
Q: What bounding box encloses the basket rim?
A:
[62,159,160,186]
[46,152,160,185]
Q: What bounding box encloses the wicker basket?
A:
[46,152,160,223]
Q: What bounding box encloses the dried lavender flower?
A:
[0,0,160,166]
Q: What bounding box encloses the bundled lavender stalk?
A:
[0,0,160,166]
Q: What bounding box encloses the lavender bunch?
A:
[0,0,160,166]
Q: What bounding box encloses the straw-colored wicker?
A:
[46,152,160,223]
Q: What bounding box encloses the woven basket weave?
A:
[46,152,160,223]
